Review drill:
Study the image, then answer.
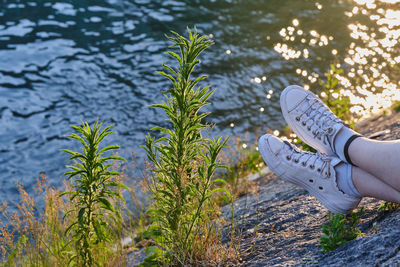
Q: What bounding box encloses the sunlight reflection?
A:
[273,0,400,119]
[340,0,400,116]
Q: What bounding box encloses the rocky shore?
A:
[222,110,400,266]
[132,111,400,266]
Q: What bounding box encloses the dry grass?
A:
[0,139,261,266]
[118,153,152,247]
[0,174,128,266]
[215,135,264,205]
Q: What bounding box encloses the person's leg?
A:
[258,134,400,215]
[352,166,400,203]
[280,85,400,192]
[349,138,400,192]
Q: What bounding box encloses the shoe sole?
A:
[285,176,359,214]
[258,135,359,214]
[280,86,333,156]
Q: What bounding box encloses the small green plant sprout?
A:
[62,121,127,266]
[320,208,364,252]
[318,64,354,126]
[142,28,231,265]
[391,101,400,113]
[282,125,316,153]
[294,136,316,153]
[377,201,400,212]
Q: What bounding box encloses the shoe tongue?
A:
[302,98,315,115]
[330,157,342,168]
[328,123,344,150]
[283,140,298,152]
[283,140,292,148]
[327,157,342,179]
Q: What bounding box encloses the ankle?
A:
[343,134,362,166]
[335,163,362,198]
[333,127,360,165]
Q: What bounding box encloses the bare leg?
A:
[349,137,400,191]
[352,166,400,203]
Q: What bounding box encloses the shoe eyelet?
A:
[294,159,299,163]
[307,126,311,131]
[302,121,306,126]
[319,186,323,190]
[302,162,306,166]
[309,179,314,183]
[296,117,300,121]
[309,165,315,169]
[317,168,321,172]
[286,156,291,160]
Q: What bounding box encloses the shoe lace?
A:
[296,97,344,148]
[283,141,332,178]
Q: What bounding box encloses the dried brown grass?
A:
[0,174,128,266]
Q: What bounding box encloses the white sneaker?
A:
[258,134,361,214]
[280,85,347,156]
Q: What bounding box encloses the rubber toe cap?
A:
[281,85,308,111]
[259,134,283,156]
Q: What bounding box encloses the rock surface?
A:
[222,111,400,266]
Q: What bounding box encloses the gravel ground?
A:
[223,111,400,266]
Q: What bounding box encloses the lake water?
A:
[0,0,399,204]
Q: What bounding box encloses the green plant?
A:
[282,125,316,153]
[377,201,400,212]
[294,137,316,153]
[318,64,354,126]
[142,28,232,265]
[320,208,363,252]
[62,121,127,266]
[0,177,129,266]
[391,101,400,113]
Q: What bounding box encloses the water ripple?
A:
[0,0,399,205]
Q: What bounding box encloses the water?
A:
[0,0,399,204]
